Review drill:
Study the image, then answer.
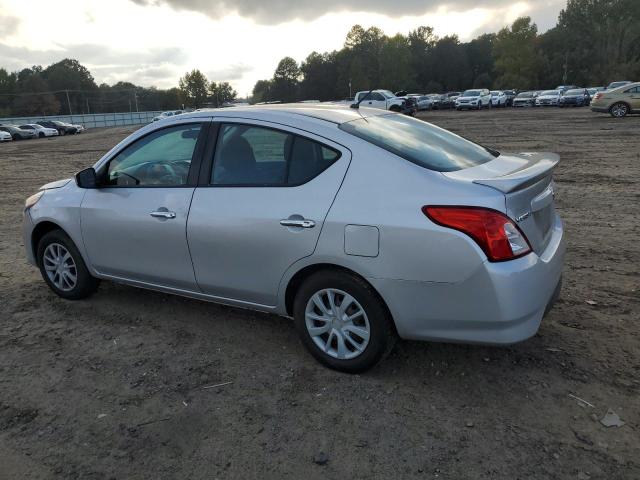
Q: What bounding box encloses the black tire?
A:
[39,132,45,138]
[293,270,396,373]
[59,129,66,136]
[37,229,99,300]
[609,102,629,118]
[12,134,20,141]
[389,105,401,113]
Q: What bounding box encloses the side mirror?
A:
[75,167,97,189]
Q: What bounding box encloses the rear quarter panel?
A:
[301,138,506,284]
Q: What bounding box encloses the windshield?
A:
[490,91,500,96]
[517,92,533,98]
[462,90,481,97]
[565,89,583,95]
[541,90,559,96]
[339,114,497,173]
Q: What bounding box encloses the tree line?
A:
[0,59,238,118]
[252,0,640,102]
[1,0,637,116]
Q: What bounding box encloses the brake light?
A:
[422,206,532,262]
[594,93,603,101]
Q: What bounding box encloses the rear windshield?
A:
[339,114,497,172]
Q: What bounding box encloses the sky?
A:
[0,0,566,96]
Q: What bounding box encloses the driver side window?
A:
[106,124,202,186]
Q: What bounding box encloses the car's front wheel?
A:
[610,102,629,118]
[37,230,99,300]
[293,270,396,373]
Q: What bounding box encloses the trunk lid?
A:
[443,152,560,254]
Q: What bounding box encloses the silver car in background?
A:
[23,105,564,372]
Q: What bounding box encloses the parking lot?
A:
[0,107,638,479]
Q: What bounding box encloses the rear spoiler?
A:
[473,152,560,194]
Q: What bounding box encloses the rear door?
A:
[627,86,640,110]
[187,120,351,306]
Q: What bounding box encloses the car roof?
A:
[182,103,391,125]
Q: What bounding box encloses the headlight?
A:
[25,191,44,209]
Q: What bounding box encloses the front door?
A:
[81,122,207,290]
[187,121,351,306]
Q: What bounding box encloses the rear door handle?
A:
[280,219,315,228]
[150,210,176,219]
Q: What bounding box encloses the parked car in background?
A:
[556,85,579,94]
[354,90,413,114]
[455,89,492,110]
[0,130,12,142]
[409,94,433,111]
[0,124,37,140]
[445,91,461,104]
[23,105,564,372]
[606,81,632,90]
[503,90,517,106]
[536,90,562,106]
[587,87,605,99]
[513,91,537,107]
[490,91,508,108]
[71,124,85,133]
[559,88,591,107]
[152,110,184,122]
[19,124,59,138]
[591,81,640,117]
[36,120,78,136]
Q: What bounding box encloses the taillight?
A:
[594,93,603,100]
[422,206,532,262]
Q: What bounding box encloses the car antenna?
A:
[351,88,375,109]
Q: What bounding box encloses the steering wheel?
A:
[146,161,181,185]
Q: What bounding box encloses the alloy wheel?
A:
[611,103,628,118]
[305,288,370,360]
[43,243,77,291]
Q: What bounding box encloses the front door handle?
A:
[280,219,315,228]
[150,210,176,219]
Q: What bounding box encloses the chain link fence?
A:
[0,111,163,129]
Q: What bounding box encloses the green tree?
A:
[252,79,273,103]
[493,17,540,89]
[209,81,237,106]
[179,69,209,108]
[271,57,301,102]
[379,34,416,91]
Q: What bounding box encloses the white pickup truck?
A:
[354,90,411,113]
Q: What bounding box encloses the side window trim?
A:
[98,121,210,189]
[199,121,342,188]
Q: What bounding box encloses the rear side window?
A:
[211,124,340,186]
[339,114,497,172]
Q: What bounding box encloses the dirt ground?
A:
[0,107,638,480]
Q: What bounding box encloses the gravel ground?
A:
[0,107,638,480]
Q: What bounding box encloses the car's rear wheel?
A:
[37,230,99,300]
[59,129,66,136]
[293,270,396,373]
[610,102,629,118]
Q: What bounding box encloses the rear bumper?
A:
[371,215,565,345]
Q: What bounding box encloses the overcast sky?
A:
[0,0,565,95]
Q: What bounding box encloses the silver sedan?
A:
[23,105,564,372]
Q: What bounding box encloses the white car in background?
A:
[536,90,562,106]
[0,130,12,142]
[19,124,59,138]
[408,94,433,111]
[455,89,492,110]
[490,91,508,108]
[354,90,408,112]
[153,110,184,122]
